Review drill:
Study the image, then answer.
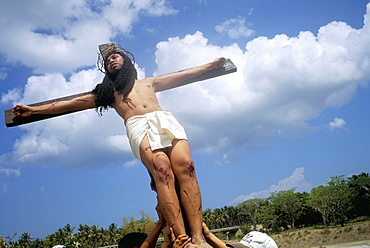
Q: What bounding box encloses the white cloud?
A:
[228,167,312,205]
[1,88,21,104]
[215,16,255,39]
[123,159,140,168]
[154,6,370,152]
[215,154,231,166]
[328,117,346,131]
[0,67,7,81]
[0,0,177,74]
[142,0,178,16]
[0,167,21,177]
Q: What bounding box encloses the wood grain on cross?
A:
[4,59,237,127]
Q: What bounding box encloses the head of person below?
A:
[202,223,277,248]
[226,231,278,248]
[118,232,148,248]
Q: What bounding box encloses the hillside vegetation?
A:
[270,221,370,248]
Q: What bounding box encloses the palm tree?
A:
[77,224,91,247]
[105,223,120,245]
[63,224,75,237]
[54,228,67,244]
[213,207,229,228]
[29,238,45,248]
[203,208,214,228]
[17,232,33,248]
[5,231,17,247]
[89,225,105,247]
[224,206,240,226]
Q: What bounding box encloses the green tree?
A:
[258,201,279,232]
[138,210,156,234]
[295,192,321,227]
[268,189,305,229]
[212,207,228,228]
[28,238,45,248]
[4,232,17,247]
[122,216,142,234]
[223,206,239,227]
[104,223,121,246]
[88,225,105,248]
[54,228,68,245]
[348,172,370,218]
[76,224,90,247]
[237,198,266,230]
[17,233,33,248]
[327,175,355,226]
[308,185,331,226]
[308,175,354,226]
[62,224,75,237]
[203,208,214,228]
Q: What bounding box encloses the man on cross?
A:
[13,43,226,246]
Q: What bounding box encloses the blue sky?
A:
[1,0,369,240]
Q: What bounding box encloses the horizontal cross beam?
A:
[4,59,236,127]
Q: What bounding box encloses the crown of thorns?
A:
[97,42,135,73]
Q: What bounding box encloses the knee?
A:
[174,157,197,178]
[153,159,174,183]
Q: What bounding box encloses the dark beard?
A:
[109,67,120,79]
[109,53,137,97]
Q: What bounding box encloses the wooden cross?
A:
[4,59,237,127]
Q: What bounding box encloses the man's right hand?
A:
[13,105,34,117]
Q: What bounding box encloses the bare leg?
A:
[139,136,187,238]
[168,139,204,245]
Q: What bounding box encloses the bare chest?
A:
[113,81,162,120]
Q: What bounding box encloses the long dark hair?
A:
[92,52,137,115]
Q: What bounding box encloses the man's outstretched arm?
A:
[13,94,96,117]
[140,205,166,248]
[152,57,226,92]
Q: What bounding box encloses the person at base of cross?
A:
[118,183,199,248]
[202,223,278,248]
[13,43,225,247]
[118,203,164,248]
[118,202,194,248]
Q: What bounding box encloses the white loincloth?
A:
[125,111,188,161]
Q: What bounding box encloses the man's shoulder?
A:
[134,77,156,87]
[136,77,155,83]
